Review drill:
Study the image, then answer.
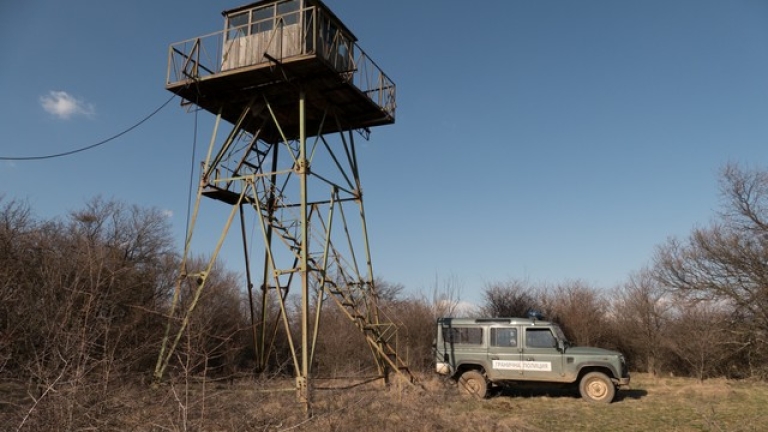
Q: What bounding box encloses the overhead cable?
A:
[0,94,177,161]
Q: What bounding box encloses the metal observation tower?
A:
[153,0,411,406]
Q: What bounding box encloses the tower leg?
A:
[298,90,312,415]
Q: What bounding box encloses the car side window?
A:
[525,328,556,348]
[446,327,483,345]
[491,327,517,348]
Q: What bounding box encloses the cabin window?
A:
[278,0,300,26]
[244,1,300,34]
[251,6,274,34]
[227,12,249,40]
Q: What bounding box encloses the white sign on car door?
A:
[492,360,552,371]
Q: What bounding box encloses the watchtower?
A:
[154,0,409,410]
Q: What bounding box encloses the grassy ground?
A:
[470,374,768,432]
[354,373,768,432]
[2,373,768,431]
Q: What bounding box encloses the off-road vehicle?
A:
[434,316,630,403]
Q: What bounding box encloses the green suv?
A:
[434,317,630,403]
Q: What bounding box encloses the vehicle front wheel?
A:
[458,370,488,399]
[579,371,616,403]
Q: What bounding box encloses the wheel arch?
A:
[576,363,619,382]
[452,362,487,380]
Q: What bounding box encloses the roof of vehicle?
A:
[437,317,554,327]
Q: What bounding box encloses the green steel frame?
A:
[154,93,412,411]
[155,1,411,413]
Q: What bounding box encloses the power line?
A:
[0,94,177,161]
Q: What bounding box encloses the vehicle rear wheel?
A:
[579,371,615,403]
[458,370,488,399]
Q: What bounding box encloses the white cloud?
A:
[161,209,174,218]
[40,91,95,119]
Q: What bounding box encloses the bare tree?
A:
[612,269,671,375]
[312,303,375,376]
[654,164,768,378]
[479,279,540,318]
[540,281,610,347]
[665,301,732,381]
[171,256,250,379]
[384,295,441,374]
[3,197,178,430]
[426,273,465,319]
[0,197,35,378]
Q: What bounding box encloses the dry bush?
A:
[0,198,175,430]
[383,274,468,373]
[381,297,436,373]
[0,197,35,378]
[312,304,375,377]
[9,202,171,358]
[610,269,672,374]
[480,279,542,318]
[663,301,734,381]
[539,280,610,347]
[166,256,251,379]
[311,276,458,377]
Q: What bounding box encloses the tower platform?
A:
[165,0,396,143]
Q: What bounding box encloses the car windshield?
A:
[552,324,568,344]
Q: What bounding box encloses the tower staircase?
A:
[253,188,415,383]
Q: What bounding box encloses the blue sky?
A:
[2,1,767,305]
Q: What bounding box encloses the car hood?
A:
[565,346,622,357]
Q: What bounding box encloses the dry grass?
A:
[2,373,768,431]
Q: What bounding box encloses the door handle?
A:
[525,358,534,361]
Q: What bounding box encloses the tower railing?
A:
[166,4,396,120]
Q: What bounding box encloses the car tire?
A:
[458,370,488,399]
[579,371,616,403]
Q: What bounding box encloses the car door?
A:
[521,327,564,381]
[487,326,523,379]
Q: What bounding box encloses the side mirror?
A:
[557,340,565,352]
